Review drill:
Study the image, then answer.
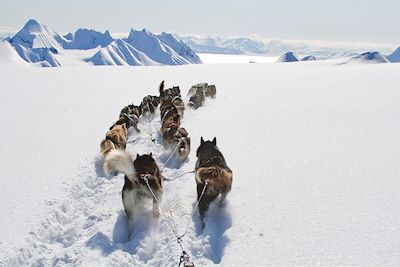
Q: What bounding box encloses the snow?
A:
[277,51,300,62]
[1,55,400,266]
[198,53,277,64]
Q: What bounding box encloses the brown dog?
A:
[140,95,160,116]
[159,80,181,105]
[104,150,163,223]
[187,86,205,109]
[105,124,128,150]
[171,95,185,118]
[195,137,232,226]
[113,104,141,133]
[204,84,217,98]
[161,105,181,136]
[163,126,191,162]
[100,139,116,156]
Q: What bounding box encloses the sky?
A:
[0,0,399,44]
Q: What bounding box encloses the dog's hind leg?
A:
[132,123,141,134]
[197,184,218,227]
[219,192,228,206]
[152,190,162,217]
[219,186,231,206]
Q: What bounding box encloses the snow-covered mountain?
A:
[156,32,202,64]
[58,28,113,50]
[125,29,194,65]
[89,39,159,66]
[301,55,317,61]
[9,19,62,52]
[277,52,300,62]
[387,47,400,63]
[351,51,389,64]
[5,19,202,67]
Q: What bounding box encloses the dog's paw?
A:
[153,210,160,217]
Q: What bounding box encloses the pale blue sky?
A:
[1,0,399,44]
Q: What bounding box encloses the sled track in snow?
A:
[1,111,231,266]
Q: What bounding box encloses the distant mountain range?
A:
[3,19,202,67]
[2,19,400,67]
[178,34,400,62]
[275,50,399,64]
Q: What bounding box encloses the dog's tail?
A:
[159,80,165,94]
[104,149,136,180]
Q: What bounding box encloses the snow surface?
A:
[198,53,277,64]
[1,56,400,266]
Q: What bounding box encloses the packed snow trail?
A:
[1,107,227,266]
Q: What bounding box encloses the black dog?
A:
[195,137,232,226]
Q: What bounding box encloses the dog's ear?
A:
[200,137,204,145]
[149,152,153,157]
[212,137,217,145]
[137,153,140,158]
[159,80,165,93]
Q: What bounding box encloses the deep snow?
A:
[0,57,400,266]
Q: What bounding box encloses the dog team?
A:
[100,81,232,231]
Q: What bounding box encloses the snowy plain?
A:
[0,51,400,266]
